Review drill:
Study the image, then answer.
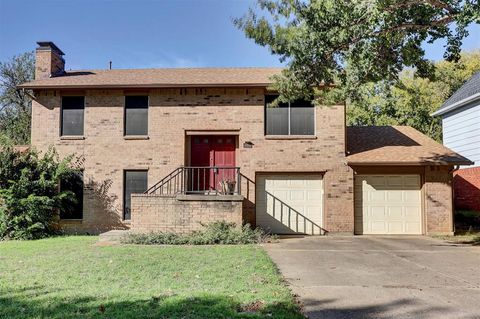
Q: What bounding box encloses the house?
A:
[18,41,471,236]
[432,72,480,212]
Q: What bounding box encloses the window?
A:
[60,171,84,219]
[265,95,315,135]
[61,96,85,136]
[125,96,148,135]
[123,170,148,220]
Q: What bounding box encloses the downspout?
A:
[450,165,460,234]
[21,88,36,101]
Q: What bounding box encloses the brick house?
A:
[432,72,480,212]
[18,42,471,235]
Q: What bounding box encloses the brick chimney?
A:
[35,41,65,79]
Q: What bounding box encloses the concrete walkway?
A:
[97,230,130,244]
[263,236,480,319]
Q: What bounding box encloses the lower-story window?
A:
[60,171,84,219]
[123,170,148,220]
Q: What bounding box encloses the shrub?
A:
[122,221,274,245]
[0,143,80,240]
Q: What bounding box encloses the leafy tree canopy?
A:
[347,50,480,141]
[0,52,34,144]
[235,0,480,103]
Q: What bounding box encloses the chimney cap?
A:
[36,41,65,55]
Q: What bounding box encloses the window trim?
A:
[60,95,86,137]
[264,95,316,136]
[123,169,149,221]
[123,95,149,137]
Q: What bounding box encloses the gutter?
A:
[16,82,274,90]
[347,160,474,166]
[431,92,480,116]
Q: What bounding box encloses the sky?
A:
[0,0,479,70]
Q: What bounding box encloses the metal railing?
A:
[145,166,241,196]
[265,191,327,235]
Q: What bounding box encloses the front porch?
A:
[130,166,247,234]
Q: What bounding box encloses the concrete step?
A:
[98,230,130,243]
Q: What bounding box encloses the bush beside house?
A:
[0,143,80,240]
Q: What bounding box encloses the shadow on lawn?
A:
[0,286,303,319]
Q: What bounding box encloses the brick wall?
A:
[35,48,64,79]
[31,88,352,234]
[425,165,454,235]
[454,167,480,212]
[131,194,243,233]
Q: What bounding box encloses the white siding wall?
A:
[442,100,480,168]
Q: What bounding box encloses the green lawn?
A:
[0,236,303,319]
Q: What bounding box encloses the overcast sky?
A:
[1,0,479,70]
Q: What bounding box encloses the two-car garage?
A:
[255,173,424,235]
[254,126,464,236]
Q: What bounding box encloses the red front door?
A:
[190,135,236,192]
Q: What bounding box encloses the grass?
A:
[0,236,304,319]
[434,232,480,246]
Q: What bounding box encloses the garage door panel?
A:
[290,190,305,200]
[369,176,387,187]
[405,191,421,202]
[386,191,403,201]
[272,190,288,199]
[307,190,322,200]
[389,207,403,219]
[406,222,421,233]
[387,176,403,186]
[389,222,403,233]
[370,191,386,201]
[256,174,323,235]
[355,175,422,235]
[404,175,420,186]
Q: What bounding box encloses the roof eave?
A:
[431,92,480,116]
[16,82,273,90]
[347,160,474,166]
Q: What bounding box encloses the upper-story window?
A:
[61,96,85,136]
[125,96,148,136]
[265,95,315,136]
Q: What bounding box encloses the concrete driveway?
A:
[263,236,480,319]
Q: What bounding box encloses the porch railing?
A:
[145,166,241,196]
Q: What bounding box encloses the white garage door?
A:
[256,174,323,235]
[355,175,422,235]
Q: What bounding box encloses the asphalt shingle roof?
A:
[435,71,480,114]
[346,126,472,165]
[18,67,283,89]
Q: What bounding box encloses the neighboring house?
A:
[18,42,471,236]
[432,72,480,212]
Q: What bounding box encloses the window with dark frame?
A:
[123,170,148,220]
[125,96,148,136]
[61,96,84,136]
[60,171,84,220]
[265,95,315,136]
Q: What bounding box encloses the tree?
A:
[0,143,80,240]
[0,52,34,144]
[347,50,480,141]
[235,0,480,103]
